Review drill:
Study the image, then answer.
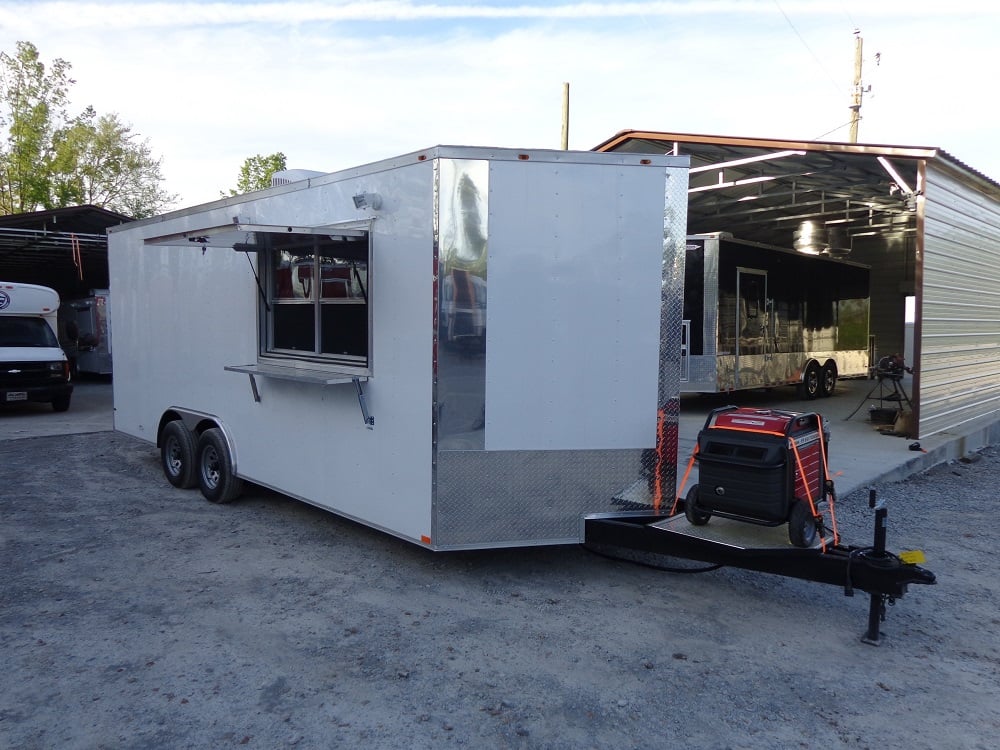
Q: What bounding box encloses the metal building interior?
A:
[0,206,130,299]
[595,131,1000,438]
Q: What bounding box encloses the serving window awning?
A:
[143,220,371,250]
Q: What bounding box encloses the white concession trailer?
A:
[109,146,690,549]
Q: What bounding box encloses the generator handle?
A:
[704,404,740,429]
[786,412,823,437]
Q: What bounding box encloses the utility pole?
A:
[561,82,570,150]
[848,30,866,143]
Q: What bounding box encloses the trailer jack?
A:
[583,487,935,645]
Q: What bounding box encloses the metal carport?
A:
[595,131,1000,439]
[0,205,132,299]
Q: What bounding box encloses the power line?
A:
[772,0,844,96]
[840,3,859,34]
[813,119,854,141]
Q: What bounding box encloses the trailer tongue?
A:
[585,406,936,645]
[585,502,934,645]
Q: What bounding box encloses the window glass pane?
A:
[0,317,59,347]
[319,256,367,300]
[272,304,316,352]
[272,247,316,300]
[261,230,370,366]
[320,303,368,357]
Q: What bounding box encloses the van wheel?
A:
[800,362,821,400]
[51,394,71,412]
[197,427,244,504]
[161,420,197,489]
[820,362,838,398]
[788,500,818,548]
[684,484,711,526]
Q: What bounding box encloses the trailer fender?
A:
[156,408,240,479]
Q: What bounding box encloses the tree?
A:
[226,152,287,196]
[50,108,176,218]
[0,41,72,214]
[0,41,175,218]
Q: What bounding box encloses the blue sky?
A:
[1,1,997,208]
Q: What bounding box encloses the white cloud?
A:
[2,1,998,208]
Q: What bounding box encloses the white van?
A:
[0,282,73,411]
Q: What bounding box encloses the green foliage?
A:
[226,152,287,196]
[0,41,175,218]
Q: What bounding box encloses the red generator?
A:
[683,406,835,547]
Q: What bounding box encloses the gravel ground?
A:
[1,431,997,749]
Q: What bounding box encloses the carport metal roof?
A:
[593,130,998,251]
[0,205,133,297]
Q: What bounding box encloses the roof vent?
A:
[271,169,327,187]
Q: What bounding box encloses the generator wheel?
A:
[161,420,197,489]
[684,484,711,526]
[801,362,822,400]
[820,362,838,398]
[197,427,244,504]
[788,500,818,548]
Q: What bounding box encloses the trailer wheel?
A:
[788,500,818,548]
[197,428,244,504]
[684,484,711,526]
[161,420,197,489]
[800,362,821,400]
[820,362,838,398]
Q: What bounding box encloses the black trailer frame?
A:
[584,488,935,645]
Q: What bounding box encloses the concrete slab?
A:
[0,377,113,441]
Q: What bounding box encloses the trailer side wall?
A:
[111,161,435,543]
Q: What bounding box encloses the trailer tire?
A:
[684,484,711,526]
[800,362,821,400]
[197,427,244,504]
[51,394,71,412]
[820,362,838,398]
[161,420,197,489]
[788,500,818,548]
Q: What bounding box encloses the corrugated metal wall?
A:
[851,234,914,361]
[919,161,1000,437]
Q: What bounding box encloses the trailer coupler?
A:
[583,488,935,644]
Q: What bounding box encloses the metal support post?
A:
[353,377,375,429]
